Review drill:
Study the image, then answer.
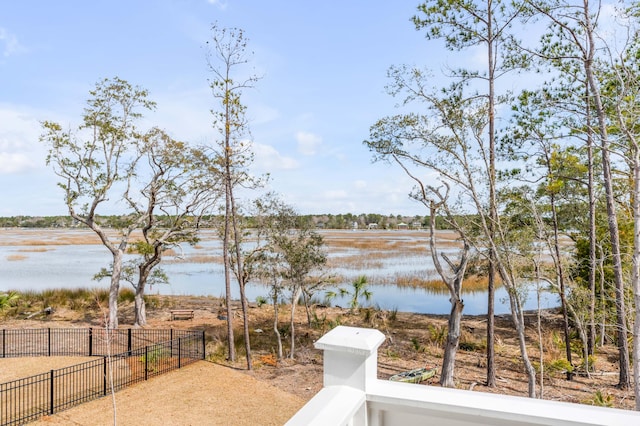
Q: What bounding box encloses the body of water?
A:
[0,229,558,315]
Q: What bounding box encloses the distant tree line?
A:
[0,213,461,230]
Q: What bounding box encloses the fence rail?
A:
[0,328,199,358]
[0,329,205,426]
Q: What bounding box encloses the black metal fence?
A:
[0,328,201,358]
[0,329,205,426]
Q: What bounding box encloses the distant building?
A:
[367,223,378,230]
[397,222,408,230]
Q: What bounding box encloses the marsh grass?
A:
[327,255,384,270]
[0,230,146,247]
[9,288,158,317]
[6,254,27,261]
[165,254,221,264]
[16,247,49,252]
[392,274,493,293]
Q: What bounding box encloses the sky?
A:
[0,1,452,217]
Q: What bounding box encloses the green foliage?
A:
[410,337,424,352]
[459,337,485,352]
[139,346,171,372]
[387,306,398,322]
[428,324,448,348]
[0,292,19,310]
[546,358,574,375]
[579,354,597,373]
[255,295,268,307]
[326,275,373,314]
[585,390,614,407]
[310,311,343,333]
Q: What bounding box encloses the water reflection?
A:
[0,229,559,315]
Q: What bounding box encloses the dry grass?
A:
[16,247,49,253]
[6,254,27,261]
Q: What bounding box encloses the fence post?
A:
[128,328,132,355]
[201,331,206,360]
[103,356,107,396]
[50,369,55,415]
[178,338,182,369]
[144,346,148,381]
[47,328,51,357]
[88,328,93,356]
[2,329,5,358]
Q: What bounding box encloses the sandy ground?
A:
[29,361,304,426]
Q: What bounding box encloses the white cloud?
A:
[252,142,299,170]
[206,0,228,10]
[0,27,26,57]
[0,106,44,174]
[295,131,322,155]
[354,180,367,189]
[322,189,349,200]
[0,152,33,173]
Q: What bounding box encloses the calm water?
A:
[0,229,558,315]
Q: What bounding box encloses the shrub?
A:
[427,324,447,348]
[585,390,613,407]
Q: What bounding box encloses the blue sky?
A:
[1,1,449,217]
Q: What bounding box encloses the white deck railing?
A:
[286,326,640,426]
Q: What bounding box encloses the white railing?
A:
[286,326,640,426]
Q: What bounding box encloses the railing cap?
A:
[314,326,385,356]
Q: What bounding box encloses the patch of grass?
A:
[427,324,448,348]
[584,390,614,407]
[118,288,135,303]
[386,307,398,322]
[545,358,574,377]
[459,331,485,352]
[410,337,426,353]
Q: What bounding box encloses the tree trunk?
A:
[586,81,597,357]
[133,286,147,328]
[632,158,640,409]
[289,285,302,359]
[583,5,630,389]
[486,258,496,387]
[238,280,252,369]
[273,288,283,360]
[549,195,573,379]
[440,297,463,387]
[230,192,252,370]
[507,285,537,398]
[486,2,497,389]
[108,250,123,329]
[223,182,235,362]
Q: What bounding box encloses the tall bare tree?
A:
[367,76,537,397]
[412,0,523,387]
[206,24,262,367]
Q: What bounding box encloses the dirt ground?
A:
[1,295,636,425]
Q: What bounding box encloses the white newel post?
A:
[315,326,384,391]
[315,325,386,391]
[286,326,385,426]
